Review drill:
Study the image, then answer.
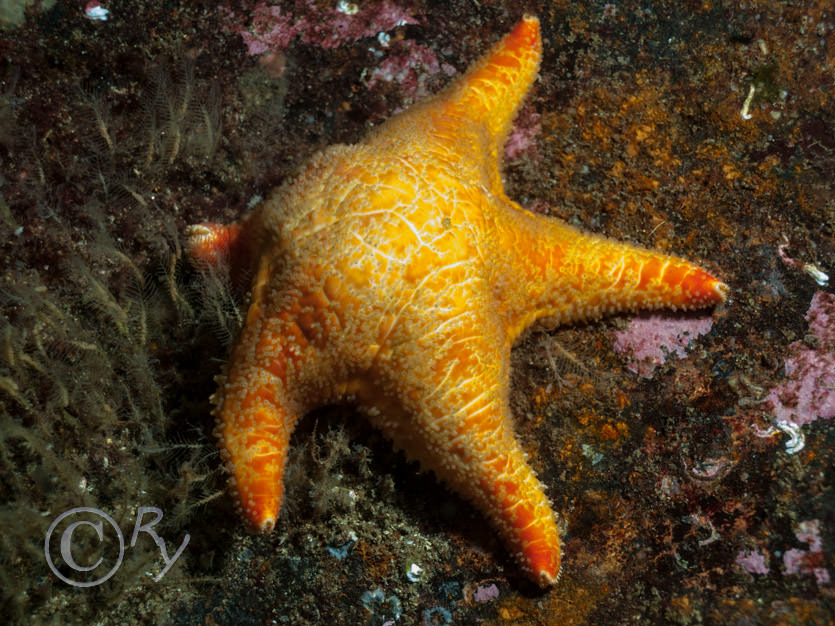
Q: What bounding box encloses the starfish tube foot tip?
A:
[537,567,561,588]
[524,547,562,588]
[713,280,730,302]
[185,223,239,266]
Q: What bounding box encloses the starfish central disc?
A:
[186,15,727,586]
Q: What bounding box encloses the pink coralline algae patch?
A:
[222,0,417,56]
[473,583,500,603]
[504,110,541,160]
[735,549,770,575]
[612,314,715,378]
[366,39,456,103]
[767,291,835,428]
[783,519,830,585]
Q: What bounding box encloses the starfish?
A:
[186,15,728,586]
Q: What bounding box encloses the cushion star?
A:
[186,15,728,587]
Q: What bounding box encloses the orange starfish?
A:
[186,15,727,586]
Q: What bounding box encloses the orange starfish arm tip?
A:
[669,263,729,307]
[702,274,729,303]
[184,222,242,268]
[444,15,541,146]
[241,478,278,533]
[496,14,540,58]
[224,424,283,533]
[460,14,540,89]
[514,509,562,586]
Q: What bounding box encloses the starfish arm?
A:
[360,281,562,586]
[367,16,541,196]
[491,203,728,341]
[440,14,541,152]
[213,261,331,532]
[215,355,296,533]
[426,406,563,588]
[368,362,562,587]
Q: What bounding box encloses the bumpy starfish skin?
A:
[186,16,728,586]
